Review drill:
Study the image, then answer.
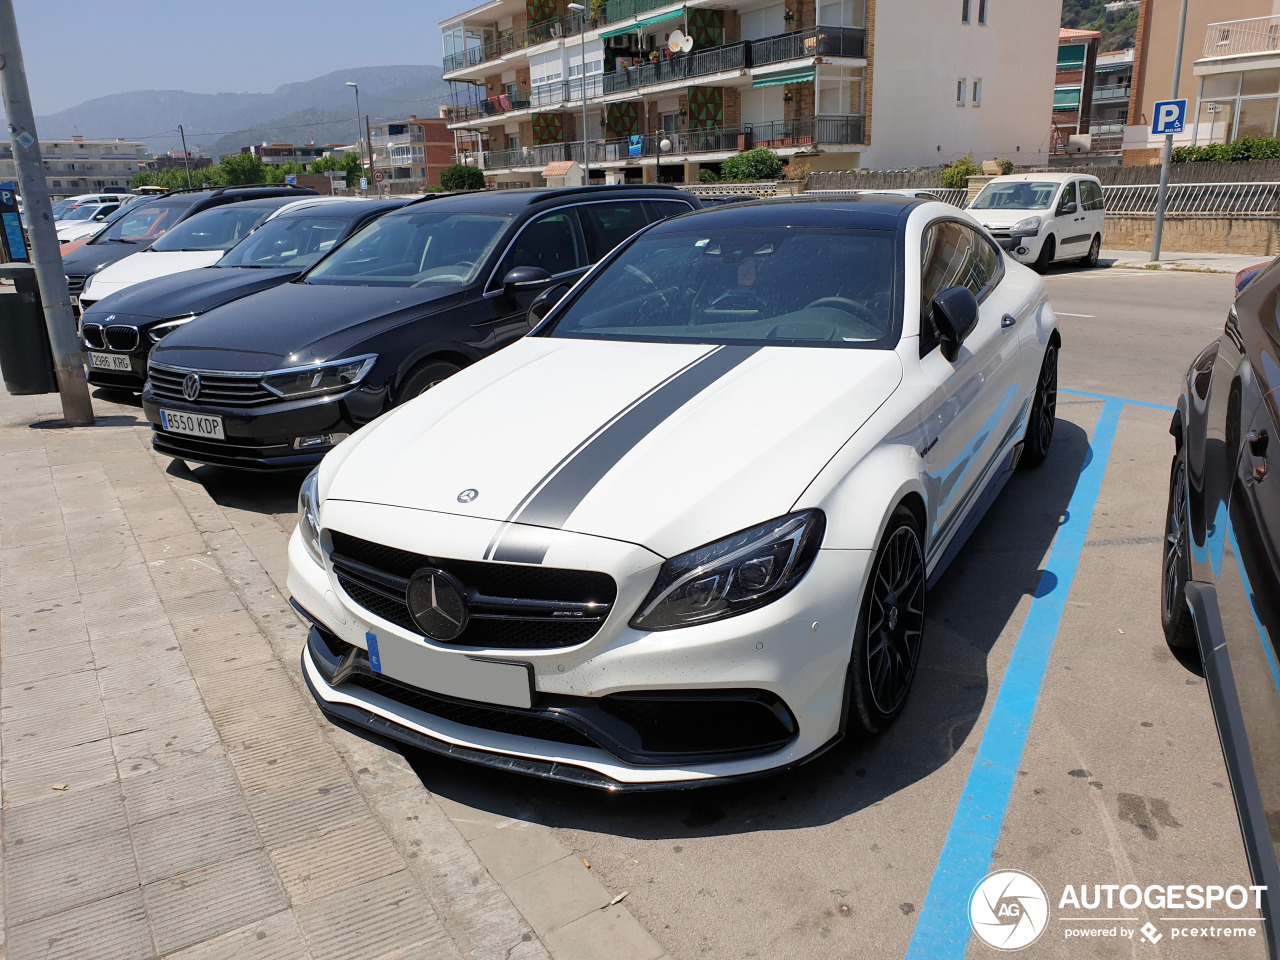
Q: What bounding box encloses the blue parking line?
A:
[905,398,1123,959]
[1060,387,1175,412]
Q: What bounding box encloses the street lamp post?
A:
[567,2,590,183]
[345,81,367,192]
[659,136,672,183]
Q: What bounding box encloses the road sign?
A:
[285,174,296,185]
[360,177,368,190]
[373,170,385,183]
[1152,99,1187,135]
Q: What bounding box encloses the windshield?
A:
[150,203,277,252]
[970,181,1059,211]
[217,215,349,268]
[303,211,511,287]
[96,200,188,243]
[59,204,109,222]
[542,226,899,348]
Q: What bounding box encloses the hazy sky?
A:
[14,0,455,115]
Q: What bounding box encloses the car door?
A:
[916,219,1029,564]
[1054,180,1090,259]
[484,207,589,344]
[1080,179,1105,247]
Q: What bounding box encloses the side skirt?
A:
[925,441,1023,591]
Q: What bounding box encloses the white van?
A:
[969,172,1105,272]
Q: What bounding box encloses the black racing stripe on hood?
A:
[486,345,762,564]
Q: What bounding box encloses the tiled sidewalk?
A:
[0,387,667,960]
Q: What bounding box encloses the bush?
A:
[440,164,486,191]
[1172,136,1280,163]
[697,168,719,183]
[940,152,981,189]
[720,147,783,182]
[996,157,1014,175]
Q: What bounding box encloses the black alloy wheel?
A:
[847,506,926,734]
[1081,235,1100,268]
[1020,343,1057,468]
[1161,446,1197,652]
[399,360,462,402]
[1033,235,1056,274]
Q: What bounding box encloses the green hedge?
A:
[721,148,783,182]
[1171,137,1280,163]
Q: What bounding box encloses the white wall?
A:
[857,0,1058,170]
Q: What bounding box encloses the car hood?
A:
[57,222,105,242]
[149,281,465,371]
[87,250,223,295]
[325,337,903,558]
[79,265,298,322]
[61,241,141,276]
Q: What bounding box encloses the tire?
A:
[1032,234,1056,274]
[1019,342,1058,468]
[1080,235,1100,267]
[1161,445,1197,652]
[398,360,461,403]
[846,506,926,735]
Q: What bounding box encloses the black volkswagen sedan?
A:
[1164,256,1280,939]
[142,185,699,471]
[82,198,407,392]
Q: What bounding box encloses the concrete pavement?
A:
[1101,248,1268,274]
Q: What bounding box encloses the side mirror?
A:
[931,285,979,362]
[1058,201,1077,215]
[527,283,572,326]
[502,265,552,301]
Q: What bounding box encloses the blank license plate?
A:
[160,409,225,440]
[88,352,131,371]
[366,629,532,709]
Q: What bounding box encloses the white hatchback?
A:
[969,173,1105,272]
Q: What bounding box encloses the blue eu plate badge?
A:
[366,631,382,672]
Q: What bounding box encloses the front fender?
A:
[800,440,927,553]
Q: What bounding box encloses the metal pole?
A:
[1152,0,1189,263]
[178,124,193,189]
[568,3,589,182]
[0,0,93,425]
[365,114,381,197]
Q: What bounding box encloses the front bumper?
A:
[989,230,1045,262]
[288,502,873,787]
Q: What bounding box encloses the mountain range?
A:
[28,65,452,159]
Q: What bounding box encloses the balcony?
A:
[604,0,675,24]
[1202,15,1280,59]
[604,42,747,94]
[444,14,586,73]
[751,26,865,66]
[448,95,535,122]
[1092,85,1131,101]
[530,75,605,108]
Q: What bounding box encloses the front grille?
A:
[104,325,139,351]
[66,275,86,295]
[82,323,105,349]
[329,530,617,650]
[148,364,276,406]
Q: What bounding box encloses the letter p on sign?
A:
[1152,99,1187,135]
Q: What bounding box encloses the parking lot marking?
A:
[905,398,1123,960]
[1061,387,1175,412]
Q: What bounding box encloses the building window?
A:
[957,78,966,105]
[961,0,970,23]
[972,78,983,106]
[978,0,987,24]
[51,180,61,187]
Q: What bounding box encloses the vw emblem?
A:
[182,373,201,401]
[457,488,479,504]
[406,568,469,642]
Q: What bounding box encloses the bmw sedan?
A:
[287,196,1061,790]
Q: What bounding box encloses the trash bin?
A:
[0,263,58,395]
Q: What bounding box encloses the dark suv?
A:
[62,184,318,304]
[141,185,700,471]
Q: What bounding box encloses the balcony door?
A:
[742,86,785,136]
[741,3,785,41]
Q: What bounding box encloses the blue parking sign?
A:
[285,173,296,184]
[1152,99,1187,135]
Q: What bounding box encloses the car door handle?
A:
[1001,314,1017,329]
[1246,430,1269,484]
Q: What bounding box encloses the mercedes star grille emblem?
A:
[182,373,201,401]
[457,488,479,503]
[406,568,469,641]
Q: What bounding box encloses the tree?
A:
[440,164,486,191]
[720,147,783,182]
[218,152,269,185]
[940,152,981,189]
[310,152,365,187]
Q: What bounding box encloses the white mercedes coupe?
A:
[287,194,1059,790]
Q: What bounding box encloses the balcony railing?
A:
[1202,15,1280,59]
[530,75,606,108]
[751,25,865,66]
[604,0,675,25]
[444,14,587,73]
[604,42,748,94]
[447,95,535,122]
[1092,85,1131,101]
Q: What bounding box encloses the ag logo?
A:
[969,870,1049,951]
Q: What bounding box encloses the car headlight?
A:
[262,355,376,400]
[148,315,195,342]
[630,510,825,631]
[297,467,323,565]
[1013,216,1042,235]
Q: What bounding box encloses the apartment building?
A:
[0,136,147,197]
[1190,9,1280,147]
[1053,28,1100,141]
[367,116,457,186]
[243,142,330,165]
[439,0,1058,185]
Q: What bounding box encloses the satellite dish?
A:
[668,30,686,53]
[680,34,694,52]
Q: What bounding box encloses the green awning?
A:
[1056,43,1086,69]
[1053,87,1081,110]
[599,8,683,38]
[753,69,814,88]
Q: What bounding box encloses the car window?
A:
[303,211,512,288]
[97,201,189,242]
[217,216,349,269]
[150,204,277,252]
[969,181,1058,211]
[646,199,696,221]
[541,225,899,349]
[496,210,586,281]
[1081,180,1104,212]
[919,221,1001,355]
[1058,181,1077,213]
[576,202,651,262]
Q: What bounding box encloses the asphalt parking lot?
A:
[172,265,1263,960]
